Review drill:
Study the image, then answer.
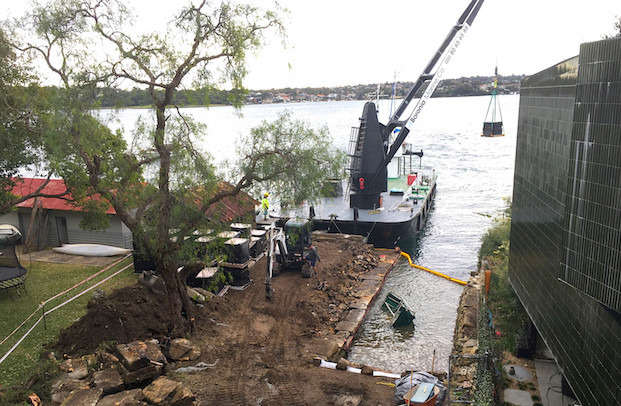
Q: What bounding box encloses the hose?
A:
[399,251,467,285]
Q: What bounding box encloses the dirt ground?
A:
[54,236,400,405]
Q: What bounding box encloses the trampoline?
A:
[0,225,27,295]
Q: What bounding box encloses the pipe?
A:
[399,251,467,285]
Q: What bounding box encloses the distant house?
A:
[0,178,258,251]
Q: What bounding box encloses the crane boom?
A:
[378,0,485,177]
[348,0,485,210]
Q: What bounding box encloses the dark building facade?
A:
[509,38,621,405]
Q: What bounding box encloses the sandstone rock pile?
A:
[450,271,484,399]
[50,338,201,406]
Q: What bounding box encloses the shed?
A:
[0,178,132,250]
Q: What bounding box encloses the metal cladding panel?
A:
[509,38,621,406]
[560,38,621,313]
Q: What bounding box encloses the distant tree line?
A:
[36,75,525,109]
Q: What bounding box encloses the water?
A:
[109,94,519,373]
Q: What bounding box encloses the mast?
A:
[348,0,486,209]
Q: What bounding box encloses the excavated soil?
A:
[54,236,398,405]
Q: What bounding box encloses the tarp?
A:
[394,371,446,405]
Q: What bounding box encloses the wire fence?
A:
[0,255,133,365]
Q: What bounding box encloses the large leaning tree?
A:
[0,28,69,214]
[9,0,346,336]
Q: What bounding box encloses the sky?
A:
[3,0,621,90]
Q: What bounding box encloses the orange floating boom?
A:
[400,251,467,286]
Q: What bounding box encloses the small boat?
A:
[481,65,505,137]
[382,292,415,327]
[403,382,440,406]
[53,244,131,257]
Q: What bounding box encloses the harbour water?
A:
[111,94,519,373]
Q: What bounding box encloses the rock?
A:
[59,388,102,406]
[142,376,183,405]
[463,339,478,349]
[92,368,125,395]
[169,385,196,406]
[193,287,215,299]
[333,394,362,406]
[98,352,120,369]
[336,358,362,371]
[59,358,88,380]
[186,346,201,361]
[82,354,98,369]
[361,365,374,376]
[166,338,200,361]
[96,388,144,406]
[186,287,206,303]
[116,341,150,371]
[119,363,162,386]
[51,378,90,405]
[144,340,167,366]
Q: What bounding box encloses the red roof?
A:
[11,178,116,214]
[12,178,257,222]
[204,181,258,223]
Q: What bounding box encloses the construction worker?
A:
[305,243,320,275]
[261,193,269,220]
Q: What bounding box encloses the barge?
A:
[269,0,484,248]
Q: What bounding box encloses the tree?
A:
[11,0,346,336]
[0,29,69,214]
[603,15,621,39]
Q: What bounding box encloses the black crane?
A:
[348,0,486,210]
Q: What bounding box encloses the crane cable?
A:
[399,251,467,286]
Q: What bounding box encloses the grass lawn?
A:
[0,256,136,395]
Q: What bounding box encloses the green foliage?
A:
[0,28,51,214]
[474,300,497,405]
[478,197,511,264]
[604,15,621,38]
[1,358,61,406]
[479,199,528,354]
[236,111,348,209]
[8,0,345,336]
[204,270,232,294]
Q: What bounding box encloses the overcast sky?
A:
[4,0,620,89]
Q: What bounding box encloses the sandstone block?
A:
[166,338,200,361]
[120,363,162,386]
[96,388,144,406]
[92,368,125,395]
[142,376,183,405]
[51,379,90,405]
[59,388,102,406]
[59,358,88,380]
[145,340,167,365]
[116,341,150,371]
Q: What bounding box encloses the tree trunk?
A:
[159,256,195,337]
[23,197,40,254]
[153,99,195,337]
